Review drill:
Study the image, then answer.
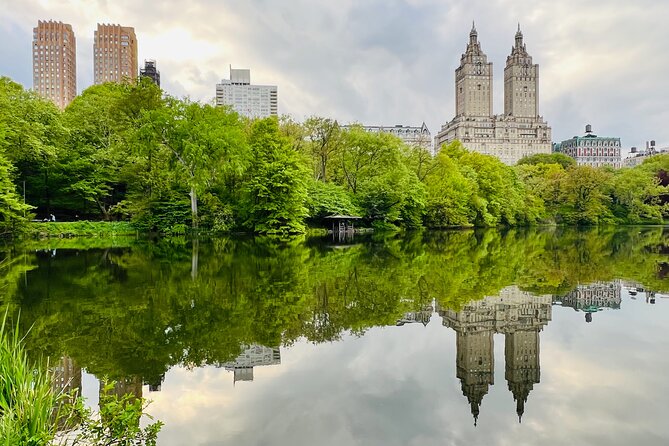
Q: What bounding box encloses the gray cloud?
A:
[2,0,669,150]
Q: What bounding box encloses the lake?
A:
[1,227,668,445]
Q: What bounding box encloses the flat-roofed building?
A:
[215,67,278,119]
[94,23,138,84]
[32,20,77,109]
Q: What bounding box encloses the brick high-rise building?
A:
[32,20,77,109]
[94,24,138,84]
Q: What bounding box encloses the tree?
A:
[242,117,310,234]
[0,77,66,217]
[303,116,342,182]
[558,166,613,224]
[149,98,247,228]
[517,152,576,169]
[0,153,32,236]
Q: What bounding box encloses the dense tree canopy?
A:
[1,74,669,237]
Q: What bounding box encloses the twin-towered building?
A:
[435,24,552,165]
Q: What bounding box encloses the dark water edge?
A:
[1,226,668,445]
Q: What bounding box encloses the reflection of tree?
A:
[0,226,667,390]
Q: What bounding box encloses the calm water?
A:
[1,227,669,445]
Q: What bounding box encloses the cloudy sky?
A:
[1,0,668,152]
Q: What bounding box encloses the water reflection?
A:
[439,287,551,424]
[1,227,668,444]
[221,345,281,383]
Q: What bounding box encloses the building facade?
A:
[215,67,278,119]
[343,123,432,150]
[32,20,77,109]
[434,24,552,165]
[94,24,138,84]
[623,141,668,167]
[221,344,281,383]
[140,60,160,87]
[556,125,622,168]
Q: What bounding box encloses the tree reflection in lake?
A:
[0,226,668,443]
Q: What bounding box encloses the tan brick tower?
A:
[94,24,138,84]
[32,20,77,109]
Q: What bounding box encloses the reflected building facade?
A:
[221,344,281,383]
[438,286,552,424]
[553,280,621,322]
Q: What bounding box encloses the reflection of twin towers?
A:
[410,286,553,425]
[441,287,552,425]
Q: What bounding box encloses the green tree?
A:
[148,98,247,228]
[242,117,310,234]
[517,152,576,169]
[558,166,613,224]
[0,153,32,236]
[0,77,66,217]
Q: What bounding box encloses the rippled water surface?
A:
[2,227,668,445]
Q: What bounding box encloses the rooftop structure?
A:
[140,60,160,87]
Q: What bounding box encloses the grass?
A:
[26,221,136,239]
[0,314,59,445]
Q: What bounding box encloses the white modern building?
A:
[434,24,552,165]
[215,67,278,119]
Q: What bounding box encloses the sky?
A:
[1,0,669,153]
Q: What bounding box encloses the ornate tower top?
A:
[462,21,486,63]
[507,24,531,65]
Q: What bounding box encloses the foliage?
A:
[0,314,58,446]
[241,118,310,234]
[517,152,576,169]
[0,153,33,236]
[65,380,162,446]
[2,72,669,237]
[305,180,360,220]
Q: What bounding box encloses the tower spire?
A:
[470,21,478,44]
[515,23,523,48]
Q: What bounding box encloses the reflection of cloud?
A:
[139,292,669,445]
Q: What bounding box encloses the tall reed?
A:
[0,314,58,445]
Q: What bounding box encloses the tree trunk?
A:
[189,187,198,228]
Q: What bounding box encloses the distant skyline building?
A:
[221,344,281,383]
[343,123,432,151]
[140,60,160,87]
[215,67,278,119]
[32,20,77,109]
[93,23,137,84]
[553,280,622,323]
[623,140,668,167]
[434,24,552,165]
[556,125,622,168]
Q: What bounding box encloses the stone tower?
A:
[504,24,539,118]
[456,329,495,425]
[505,329,541,422]
[455,22,493,117]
